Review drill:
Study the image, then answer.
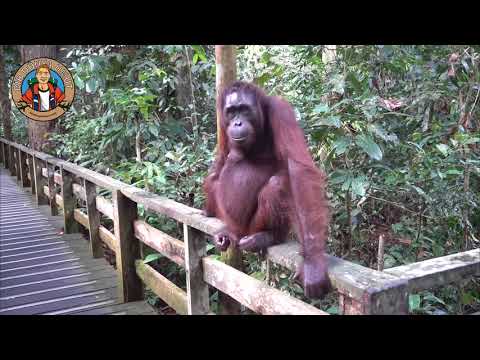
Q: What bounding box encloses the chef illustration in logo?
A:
[12,58,75,122]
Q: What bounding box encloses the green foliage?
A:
[5,44,478,314]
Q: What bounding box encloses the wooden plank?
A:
[96,196,114,219]
[84,180,103,258]
[2,142,9,169]
[202,256,327,315]
[112,189,142,302]
[27,154,36,195]
[72,182,113,219]
[16,148,22,182]
[0,141,5,167]
[121,186,224,236]
[60,162,125,190]
[267,240,407,301]
[60,166,79,234]
[9,144,15,175]
[184,223,210,314]
[43,186,64,209]
[135,260,187,315]
[19,150,29,187]
[73,209,117,252]
[134,220,185,267]
[34,158,48,205]
[73,183,85,200]
[47,163,58,216]
[41,167,62,185]
[385,249,480,292]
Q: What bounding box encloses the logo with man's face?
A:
[11,57,75,122]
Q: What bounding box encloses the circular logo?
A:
[11,57,75,122]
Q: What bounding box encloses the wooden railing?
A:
[1,137,479,315]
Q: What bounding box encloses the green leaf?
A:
[411,185,427,198]
[409,294,421,311]
[316,116,341,128]
[149,124,159,137]
[368,124,399,144]
[355,134,383,160]
[192,53,199,65]
[74,74,85,90]
[329,171,348,185]
[332,136,351,155]
[436,143,450,156]
[313,104,329,114]
[351,176,368,197]
[144,253,163,264]
[446,169,463,175]
[461,292,475,305]
[250,271,265,281]
[85,78,97,93]
[326,306,339,315]
[346,72,363,93]
[341,173,353,191]
[423,293,446,306]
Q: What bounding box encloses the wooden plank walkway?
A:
[0,167,157,315]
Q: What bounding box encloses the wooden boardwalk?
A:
[0,167,156,315]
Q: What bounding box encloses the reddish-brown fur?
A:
[203,82,331,298]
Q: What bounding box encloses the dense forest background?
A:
[0,45,479,314]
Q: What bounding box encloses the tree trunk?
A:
[19,45,58,151]
[175,46,197,134]
[0,46,12,140]
[215,45,243,315]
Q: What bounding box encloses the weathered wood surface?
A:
[42,167,62,185]
[47,163,58,216]
[61,167,79,234]
[2,142,8,169]
[16,148,22,182]
[0,167,155,315]
[267,241,407,302]
[121,186,224,235]
[134,220,185,267]
[33,157,48,205]
[112,190,143,302]
[385,249,480,292]
[184,224,210,314]
[73,209,117,252]
[71,182,114,219]
[27,155,36,194]
[202,256,327,315]
[8,144,15,175]
[0,142,5,167]
[44,188,118,253]
[135,260,188,315]
[19,150,29,187]
[84,180,103,258]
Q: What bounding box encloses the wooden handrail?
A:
[3,137,479,315]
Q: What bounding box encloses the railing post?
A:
[0,141,4,167]
[60,166,79,234]
[33,157,48,205]
[2,142,8,169]
[19,150,29,187]
[84,179,103,258]
[9,145,15,176]
[112,189,143,302]
[8,144,14,175]
[16,148,22,182]
[47,162,58,216]
[27,154,36,194]
[184,223,210,315]
[338,281,409,315]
